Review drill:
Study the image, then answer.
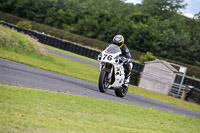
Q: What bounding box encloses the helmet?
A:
[113,35,124,48]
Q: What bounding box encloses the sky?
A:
[125,0,200,18]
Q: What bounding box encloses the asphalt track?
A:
[0,53,200,118]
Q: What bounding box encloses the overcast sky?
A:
[125,0,200,18]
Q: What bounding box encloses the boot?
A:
[124,70,131,87]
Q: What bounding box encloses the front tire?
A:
[98,70,109,93]
[115,86,128,97]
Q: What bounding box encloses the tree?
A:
[141,0,186,19]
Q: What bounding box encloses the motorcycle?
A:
[97,44,132,97]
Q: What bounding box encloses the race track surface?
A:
[0,58,200,118]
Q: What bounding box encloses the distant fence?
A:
[186,87,200,104]
[1,20,199,104]
[174,75,200,89]
[171,83,200,105]
[171,75,200,104]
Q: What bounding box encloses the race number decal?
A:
[107,55,112,61]
[103,54,108,60]
[103,54,113,61]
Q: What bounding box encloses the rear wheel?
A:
[115,86,128,97]
[98,70,109,93]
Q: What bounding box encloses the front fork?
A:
[109,65,113,83]
[101,63,113,83]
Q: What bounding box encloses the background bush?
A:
[139,52,156,64]
[17,21,32,29]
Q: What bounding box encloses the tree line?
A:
[0,0,200,66]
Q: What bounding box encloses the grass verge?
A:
[129,86,200,112]
[42,44,98,64]
[0,84,200,133]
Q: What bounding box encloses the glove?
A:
[127,58,134,63]
[127,59,131,63]
[122,57,133,63]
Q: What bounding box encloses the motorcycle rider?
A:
[112,35,133,87]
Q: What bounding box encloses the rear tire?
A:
[115,86,128,97]
[98,70,109,93]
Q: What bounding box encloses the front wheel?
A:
[98,70,109,93]
[115,86,128,97]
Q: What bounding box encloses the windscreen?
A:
[105,44,121,54]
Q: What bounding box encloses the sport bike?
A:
[97,44,132,97]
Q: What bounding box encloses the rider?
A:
[112,35,133,86]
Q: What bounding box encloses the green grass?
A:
[0,84,200,133]
[42,44,98,64]
[0,25,45,57]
